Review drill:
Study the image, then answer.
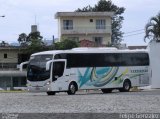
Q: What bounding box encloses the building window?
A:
[94,37,103,46]
[90,19,93,22]
[63,20,73,30]
[4,54,7,58]
[96,19,106,29]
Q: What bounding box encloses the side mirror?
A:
[20,61,29,72]
[46,60,54,71]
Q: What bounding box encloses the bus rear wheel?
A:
[101,89,112,93]
[119,80,131,92]
[47,91,56,95]
[67,82,77,95]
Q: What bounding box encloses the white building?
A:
[55,12,114,47]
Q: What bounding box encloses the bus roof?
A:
[31,47,148,56]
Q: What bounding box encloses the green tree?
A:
[18,33,29,46]
[144,12,160,42]
[0,41,8,46]
[54,39,79,50]
[26,31,45,54]
[76,0,125,45]
[27,31,43,42]
[17,31,49,54]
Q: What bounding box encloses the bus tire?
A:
[119,80,131,92]
[101,89,112,93]
[47,91,56,95]
[67,82,77,95]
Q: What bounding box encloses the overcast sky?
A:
[0,0,159,46]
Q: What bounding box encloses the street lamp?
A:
[0,15,5,17]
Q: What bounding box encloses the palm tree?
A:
[144,13,160,42]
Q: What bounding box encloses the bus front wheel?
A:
[67,82,77,95]
[119,80,131,92]
[47,91,56,95]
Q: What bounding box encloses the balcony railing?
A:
[0,63,18,70]
[61,26,112,35]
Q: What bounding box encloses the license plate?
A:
[35,86,40,90]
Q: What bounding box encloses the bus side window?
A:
[52,61,65,79]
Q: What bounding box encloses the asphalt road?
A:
[0,90,160,119]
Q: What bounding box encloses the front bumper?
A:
[27,85,51,92]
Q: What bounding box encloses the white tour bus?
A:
[20,48,150,95]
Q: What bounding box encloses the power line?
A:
[124,29,145,35]
[123,32,145,37]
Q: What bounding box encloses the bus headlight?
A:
[44,81,51,86]
[26,83,31,87]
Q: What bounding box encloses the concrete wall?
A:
[0,47,27,90]
[0,49,19,63]
[148,40,160,88]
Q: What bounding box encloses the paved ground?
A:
[0,89,160,114]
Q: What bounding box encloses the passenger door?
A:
[52,60,66,81]
[52,60,70,90]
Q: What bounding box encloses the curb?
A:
[130,86,141,92]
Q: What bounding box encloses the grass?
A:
[0,90,27,93]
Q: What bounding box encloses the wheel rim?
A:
[70,84,75,93]
[124,82,130,90]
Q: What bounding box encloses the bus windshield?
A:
[27,55,53,81]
